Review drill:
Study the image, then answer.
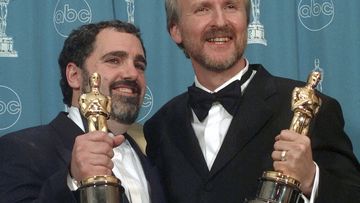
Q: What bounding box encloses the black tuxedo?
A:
[144,64,360,203]
[0,112,166,203]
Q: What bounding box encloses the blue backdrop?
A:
[0,0,359,159]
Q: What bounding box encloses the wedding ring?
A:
[280,150,287,161]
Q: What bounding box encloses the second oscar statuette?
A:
[78,72,122,203]
[247,71,322,203]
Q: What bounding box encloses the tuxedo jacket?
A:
[144,64,360,203]
[0,112,166,203]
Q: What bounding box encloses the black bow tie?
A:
[188,69,253,121]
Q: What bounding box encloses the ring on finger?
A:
[280,150,287,161]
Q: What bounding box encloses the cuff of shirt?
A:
[301,161,319,203]
[67,173,80,191]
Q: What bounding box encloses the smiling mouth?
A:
[112,86,138,96]
[207,37,231,44]
[110,80,140,96]
[204,25,234,45]
[116,87,134,94]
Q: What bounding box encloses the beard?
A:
[182,25,246,72]
[109,88,141,125]
[81,70,141,125]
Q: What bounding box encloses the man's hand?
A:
[271,130,316,196]
[70,131,125,181]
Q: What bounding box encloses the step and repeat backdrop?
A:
[0,0,359,158]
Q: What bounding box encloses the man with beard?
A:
[143,0,360,203]
[0,20,166,203]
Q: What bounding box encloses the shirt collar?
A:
[67,106,85,132]
[194,58,250,93]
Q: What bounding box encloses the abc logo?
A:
[298,0,334,31]
[53,0,92,37]
[137,86,153,122]
[0,85,22,131]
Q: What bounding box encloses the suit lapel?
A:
[124,133,151,176]
[124,133,166,203]
[49,112,84,165]
[210,65,278,176]
[169,95,210,177]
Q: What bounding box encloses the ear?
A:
[169,23,183,44]
[66,62,82,89]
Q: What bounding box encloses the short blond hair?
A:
[164,0,251,33]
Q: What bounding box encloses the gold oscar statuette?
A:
[78,72,122,203]
[247,71,322,203]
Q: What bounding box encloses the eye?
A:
[134,62,146,71]
[105,57,122,65]
[225,3,237,11]
[194,6,210,15]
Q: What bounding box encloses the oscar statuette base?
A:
[246,171,301,203]
[79,175,122,203]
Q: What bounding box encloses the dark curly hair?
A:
[58,20,146,107]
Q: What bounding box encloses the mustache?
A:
[109,80,140,94]
[203,26,234,40]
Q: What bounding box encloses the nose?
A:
[122,61,139,81]
[212,8,227,27]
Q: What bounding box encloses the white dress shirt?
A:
[66,106,150,203]
[191,59,318,203]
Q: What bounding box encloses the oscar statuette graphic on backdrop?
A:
[247,71,322,203]
[78,73,122,203]
[247,0,267,46]
[0,0,17,57]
